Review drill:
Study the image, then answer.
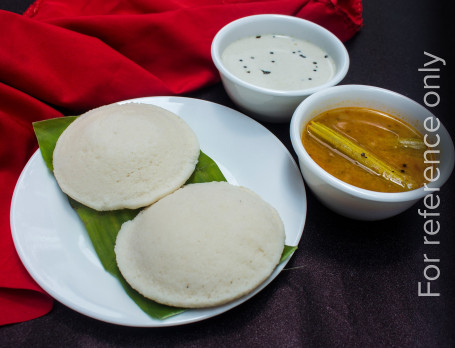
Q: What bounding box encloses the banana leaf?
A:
[33,115,297,320]
[33,116,78,172]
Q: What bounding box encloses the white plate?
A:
[10,97,307,327]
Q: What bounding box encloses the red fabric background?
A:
[0,0,362,325]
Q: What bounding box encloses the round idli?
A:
[53,103,200,211]
[114,181,285,308]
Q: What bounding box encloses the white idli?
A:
[114,181,285,308]
[53,103,200,211]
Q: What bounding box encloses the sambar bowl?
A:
[290,85,454,220]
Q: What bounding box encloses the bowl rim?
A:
[211,14,350,98]
[289,84,455,203]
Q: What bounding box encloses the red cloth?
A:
[0,0,362,325]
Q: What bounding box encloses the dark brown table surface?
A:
[1,1,454,347]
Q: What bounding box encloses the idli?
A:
[53,103,200,210]
[114,181,285,308]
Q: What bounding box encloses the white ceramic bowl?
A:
[290,85,455,220]
[211,14,349,123]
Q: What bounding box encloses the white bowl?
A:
[211,14,349,123]
[290,85,455,220]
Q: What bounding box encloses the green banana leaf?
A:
[32,115,297,320]
[33,116,78,172]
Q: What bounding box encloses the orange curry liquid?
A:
[301,107,434,192]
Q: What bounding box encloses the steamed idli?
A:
[53,103,200,210]
[114,181,285,308]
